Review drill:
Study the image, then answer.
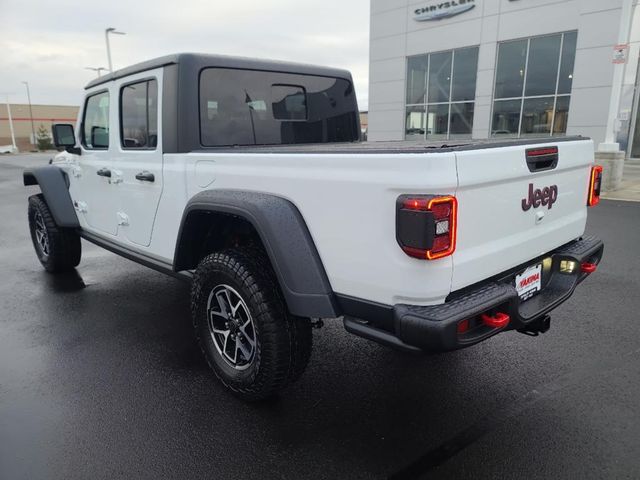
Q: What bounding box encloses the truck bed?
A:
[193,136,589,155]
[180,135,596,304]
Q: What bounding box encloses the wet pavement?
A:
[602,161,640,202]
[1,153,640,479]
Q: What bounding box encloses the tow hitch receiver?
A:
[481,312,511,329]
[518,315,551,337]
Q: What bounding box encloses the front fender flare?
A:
[174,190,339,318]
[23,166,79,228]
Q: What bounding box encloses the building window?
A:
[405,46,479,140]
[492,31,577,138]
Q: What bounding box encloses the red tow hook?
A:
[581,262,597,274]
[481,312,511,329]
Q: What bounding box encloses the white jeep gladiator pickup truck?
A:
[24,53,604,400]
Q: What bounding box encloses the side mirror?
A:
[52,124,80,154]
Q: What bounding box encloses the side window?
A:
[82,91,110,149]
[120,79,158,149]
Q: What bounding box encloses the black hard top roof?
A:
[85,53,353,90]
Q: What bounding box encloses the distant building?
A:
[360,111,369,139]
[0,104,78,151]
[369,0,640,159]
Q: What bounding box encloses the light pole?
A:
[85,66,108,78]
[105,27,126,73]
[600,0,635,152]
[21,81,36,148]
[5,95,17,152]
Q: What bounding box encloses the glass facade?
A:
[402,31,578,142]
[405,47,479,140]
[492,31,577,138]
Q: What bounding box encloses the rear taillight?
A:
[588,165,603,207]
[396,195,457,260]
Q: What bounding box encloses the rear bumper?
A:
[344,235,604,353]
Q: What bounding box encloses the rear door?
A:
[452,139,594,291]
[112,70,164,247]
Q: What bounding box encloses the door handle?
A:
[525,147,558,172]
[135,171,155,182]
[96,167,112,178]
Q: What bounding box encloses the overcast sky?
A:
[0,0,370,109]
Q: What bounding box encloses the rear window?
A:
[199,68,359,146]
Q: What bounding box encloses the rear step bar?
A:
[343,236,603,353]
[343,317,422,354]
[345,313,553,353]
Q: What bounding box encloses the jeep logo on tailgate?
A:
[522,184,558,211]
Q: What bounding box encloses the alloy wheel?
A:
[34,210,49,257]
[206,284,257,370]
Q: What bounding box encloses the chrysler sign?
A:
[413,0,476,22]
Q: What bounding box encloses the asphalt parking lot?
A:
[1,153,640,480]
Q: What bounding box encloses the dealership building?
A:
[368,0,640,173]
[0,104,78,152]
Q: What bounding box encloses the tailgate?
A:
[452,139,594,291]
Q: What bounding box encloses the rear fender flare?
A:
[174,190,339,318]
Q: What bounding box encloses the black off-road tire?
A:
[286,315,313,386]
[191,247,313,401]
[28,194,81,273]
